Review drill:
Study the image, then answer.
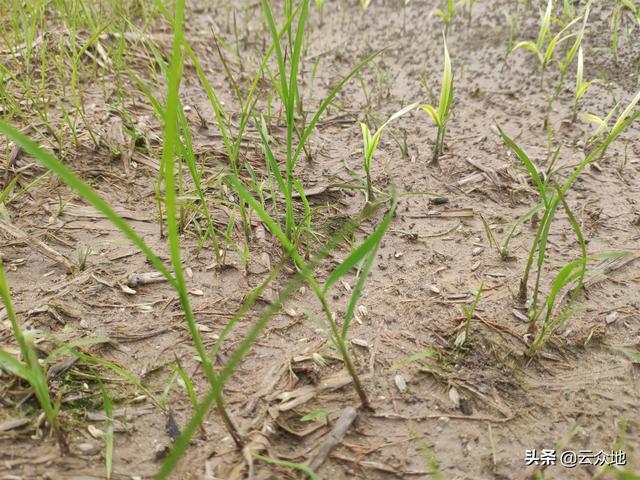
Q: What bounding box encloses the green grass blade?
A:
[511,41,539,55]
[174,359,198,409]
[288,0,308,117]
[379,102,420,131]
[158,195,379,477]
[0,260,29,357]
[262,0,289,109]
[46,337,110,364]
[157,257,309,480]
[99,383,114,480]
[498,126,548,204]
[159,0,220,394]
[229,176,311,278]
[183,43,233,159]
[292,49,382,163]
[324,199,395,294]
[610,90,640,137]
[562,5,590,71]
[0,349,32,381]
[257,117,289,209]
[501,200,544,254]
[340,201,395,339]
[253,453,321,480]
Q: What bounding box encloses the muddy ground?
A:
[1,1,640,479]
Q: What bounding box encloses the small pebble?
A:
[605,311,619,324]
[394,374,407,393]
[87,425,104,439]
[76,442,99,456]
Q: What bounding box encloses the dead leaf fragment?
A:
[512,309,529,323]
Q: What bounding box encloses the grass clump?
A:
[0,262,62,449]
[498,88,640,354]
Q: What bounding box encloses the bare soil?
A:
[1,1,640,479]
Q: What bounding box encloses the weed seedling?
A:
[77,246,92,271]
[455,283,484,348]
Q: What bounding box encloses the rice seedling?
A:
[77,245,92,271]
[360,102,418,201]
[583,89,640,155]
[134,0,298,266]
[561,0,575,24]
[526,185,587,355]
[419,33,453,163]
[581,103,620,147]
[2,0,639,475]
